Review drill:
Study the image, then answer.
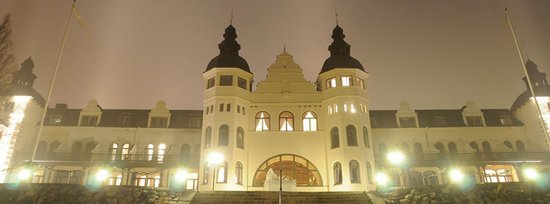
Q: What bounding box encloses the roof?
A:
[320,25,364,74]
[205,25,251,73]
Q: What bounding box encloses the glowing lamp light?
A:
[0,96,32,183]
[175,169,188,181]
[524,168,539,180]
[96,169,109,181]
[375,173,389,185]
[207,152,224,165]
[449,169,464,182]
[387,151,405,165]
[18,168,32,180]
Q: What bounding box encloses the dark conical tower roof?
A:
[206,25,251,73]
[320,25,364,74]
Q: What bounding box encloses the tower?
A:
[199,24,253,191]
[316,25,376,190]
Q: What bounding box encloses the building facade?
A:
[1,24,549,192]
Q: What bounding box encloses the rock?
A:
[399,198,411,204]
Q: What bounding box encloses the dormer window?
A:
[341,76,352,86]
[207,77,215,89]
[237,77,247,90]
[219,75,233,86]
[466,116,483,127]
[399,117,417,128]
[49,114,62,125]
[80,116,98,126]
[150,117,168,128]
[118,115,131,127]
[326,77,337,89]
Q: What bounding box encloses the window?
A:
[205,127,212,148]
[328,106,333,115]
[110,143,118,161]
[134,173,161,187]
[242,107,245,115]
[349,160,361,183]
[326,77,337,89]
[350,104,356,113]
[236,127,244,149]
[80,116,98,126]
[158,143,166,162]
[499,114,512,125]
[121,143,130,160]
[150,117,168,128]
[218,125,229,146]
[203,164,209,184]
[207,77,215,89]
[219,103,224,112]
[331,127,339,149]
[466,116,483,127]
[357,78,365,89]
[279,111,294,131]
[237,77,247,90]
[146,144,155,161]
[334,162,342,185]
[237,105,240,113]
[219,75,233,86]
[366,162,373,184]
[362,127,370,148]
[252,154,322,187]
[448,142,458,159]
[226,104,231,112]
[188,117,201,128]
[399,117,417,128]
[346,125,358,146]
[49,114,62,125]
[108,173,123,186]
[236,162,243,184]
[302,111,317,131]
[118,115,131,127]
[341,76,352,86]
[333,104,338,113]
[255,112,270,131]
[216,162,228,183]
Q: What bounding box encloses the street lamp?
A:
[207,152,224,191]
[386,151,408,187]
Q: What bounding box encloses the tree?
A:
[0,14,17,94]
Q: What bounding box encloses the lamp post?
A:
[207,152,224,191]
[386,151,408,187]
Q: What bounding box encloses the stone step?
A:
[190,191,372,204]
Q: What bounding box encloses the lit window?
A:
[349,160,361,183]
[357,78,365,89]
[121,143,130,160]
[279,111,294,131]
[255,112,270,131]
[328,106,333,115]
[302,111,317,131]
[326,77,337,89]
[110,143,118,161]
[334,104,338,113]
[343,104,348,112]
[341,76,352,86]
[158,143,166,162]
[108,174,122,186]
[220,75,233,86]
[216,162,227,183]
[350,104,356,113]
[146,144,155,161]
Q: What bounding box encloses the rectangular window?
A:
[237,77,247,90]
[334,104,338,113]
[341,76,352,86]
[219,75,233,86]
[219,103,224,112]
[357,78,365,89]
[150,117,168,128]
[466,116,483,127]
[237,105,241,113]
[226,103,231,112]
[326,77,337,89]
[343,104,348,112]
[207,77,215,89]
[399,117,417,128]
[118,115,131,127]
[80,116,98,126]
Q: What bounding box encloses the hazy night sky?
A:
[1,0,549,110]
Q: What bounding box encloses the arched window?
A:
[219,125,229,146]
[203,163,209,184]
[423,171,439,185]
[333,162,342,185]
[181,144,190,163]
[516,141,526,152]
[236,162,243,184]
[146,144,155,161]
[414,143,424,160]
[378,143,387,156]
[121,143,130,160]
[158,143,166,162]
[255,112,270,131]
[302,111,317,131]
[83,142,96,161]
[205,127,212,148]
[482,141,493,158]
[366,161,373,184]
[253,154,322,187]
[503,141,513,150]
[279,111,294,131]
[216,162,228,183]
[346,125,358,146]
[109,143,118,161]
[349,160,361,183]
[362,126,370,148]
[330,127,339,149]
[434,142,446,160]
[237,127,244,149]
[71,141,82,160]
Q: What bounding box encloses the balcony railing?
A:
[377,151,550,167]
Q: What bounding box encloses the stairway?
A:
[190,191,372,204]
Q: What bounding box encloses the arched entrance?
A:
[252,154,322,187]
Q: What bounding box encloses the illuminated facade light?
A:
[0,96,32,183]
[449,169,464,182]
[96,169,110,181]
[175,169,188,181]
[523,168,539,180]
[387,151,405,165]
[17,168,32,180]
[375,173,389,185]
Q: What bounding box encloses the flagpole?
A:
[504,6,550,151]
[31,1,76,161]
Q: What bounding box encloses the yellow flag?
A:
[72,4,85,27]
